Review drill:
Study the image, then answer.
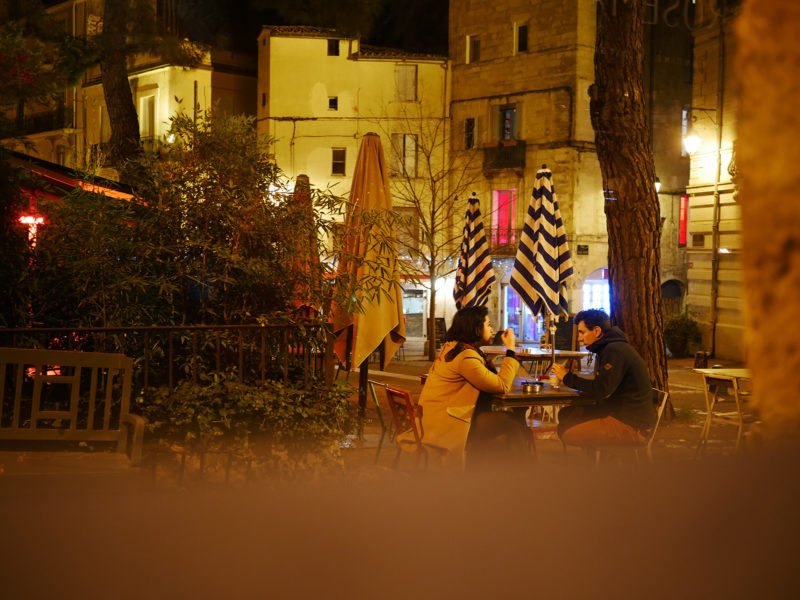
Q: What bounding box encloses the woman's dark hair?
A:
[446,305,489,344]
[443,305,494,366]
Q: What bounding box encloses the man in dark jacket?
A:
[551,309,655,446]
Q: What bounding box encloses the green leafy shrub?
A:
[139,375,357,477]
[663,313,701,358]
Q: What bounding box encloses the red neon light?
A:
[679,195,688,247]
[19,215,44,247]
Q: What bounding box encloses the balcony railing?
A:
[488,228,524,256]
[483,140,526,172]
[16,105,74,136]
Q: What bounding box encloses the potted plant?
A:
[663,313,701,358]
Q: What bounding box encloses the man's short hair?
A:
[574,309,611,333]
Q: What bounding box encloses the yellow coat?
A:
[402,342,519,462]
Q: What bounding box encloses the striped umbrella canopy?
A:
[453,192,496,310]
[510,166,574,330]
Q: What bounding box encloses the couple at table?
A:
[409,306,655,467]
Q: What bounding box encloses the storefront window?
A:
[503,285,543,344]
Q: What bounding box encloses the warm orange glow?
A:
[78,181,137,201]
[19,215,44,246]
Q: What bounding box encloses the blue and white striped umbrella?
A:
[453,192,496,310]
[510,167,574,320]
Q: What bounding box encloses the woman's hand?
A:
[500,328,515,351]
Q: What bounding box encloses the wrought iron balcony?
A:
[483,139,526,172]
[487,228,524,257]
[16,105,74,135]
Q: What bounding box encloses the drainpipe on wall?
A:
[709,2,726,358]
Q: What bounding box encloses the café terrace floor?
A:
[5,343,798,599]
[0,339,748,485]
[341,339,747,470]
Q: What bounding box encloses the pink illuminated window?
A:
[492,189,516,246]
[679,194,688,247]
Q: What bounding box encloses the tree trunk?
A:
[737,0,800,446]
[427,269,438,361]
[100,0,142,172]
[589,0,667,390]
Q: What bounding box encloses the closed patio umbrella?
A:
[453,192,496,310]
[289,173,321,315]
[331,133,406,407]
[510,165,574,366]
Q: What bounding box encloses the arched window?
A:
[582,267,611,314]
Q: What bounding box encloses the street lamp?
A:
[682,134,701,155]
[655,177,661,193]
[682,106,718,156]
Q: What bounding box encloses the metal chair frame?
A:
[592,388,670,464]
[384,386,426,469]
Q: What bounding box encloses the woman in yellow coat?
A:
[415,305,522,467]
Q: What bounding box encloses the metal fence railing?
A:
[0,323,333,394]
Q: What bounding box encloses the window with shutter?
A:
[390,134,418,177]
[395,65,418,102]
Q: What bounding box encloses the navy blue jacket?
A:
[562,327,656,431]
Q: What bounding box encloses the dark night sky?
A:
[185,0,450,55]
[39,0,449,55]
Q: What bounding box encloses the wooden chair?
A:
[384,386,426,469]
[590,388,670,464]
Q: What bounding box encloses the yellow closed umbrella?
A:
[331,133,405,386]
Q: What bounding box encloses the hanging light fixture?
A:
[683,134,702,155]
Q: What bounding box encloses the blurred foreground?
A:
[1,451,798,599]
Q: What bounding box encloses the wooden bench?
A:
[0,348,145,465]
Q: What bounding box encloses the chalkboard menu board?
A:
[554,316,575,350]
[434,317,447,348]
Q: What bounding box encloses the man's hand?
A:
[551,362,569,380]
[500,328,516,351]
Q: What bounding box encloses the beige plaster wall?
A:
[258,31,447,195]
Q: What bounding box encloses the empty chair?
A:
[385,386,426,469]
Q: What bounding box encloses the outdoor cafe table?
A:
[693,367,753,456]
[481,346,590,378]
[492,378,593,410]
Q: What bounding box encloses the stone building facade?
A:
[449,0,692,344]
[448,0,606,342]
[684,0,744,360]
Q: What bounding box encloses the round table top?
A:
[481,345,588,359]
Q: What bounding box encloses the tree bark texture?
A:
[736,0,800,446]
[590,0,667,390]
[100,0,141,171]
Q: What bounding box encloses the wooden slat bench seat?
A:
[0,348,145,465]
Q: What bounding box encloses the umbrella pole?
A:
[358,358,369,423]
[549,315,557,373]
